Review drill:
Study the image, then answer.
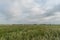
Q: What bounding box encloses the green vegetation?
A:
[0,24,60,40]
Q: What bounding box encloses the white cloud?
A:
[31,6,46,15]
[0,0,60,24]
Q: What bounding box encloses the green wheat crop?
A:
[0,24,60,40]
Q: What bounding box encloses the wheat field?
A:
[0,24,60,40]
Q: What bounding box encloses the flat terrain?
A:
[0,24,60,40]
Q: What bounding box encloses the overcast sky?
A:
[0,0,60,24]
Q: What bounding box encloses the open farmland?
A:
[0,24,60,40]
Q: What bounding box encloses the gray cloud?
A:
[0,0,60,24]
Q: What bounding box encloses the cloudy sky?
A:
[0,0,60,24]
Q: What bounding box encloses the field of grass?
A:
[0,24,60,40]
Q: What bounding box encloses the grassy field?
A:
[0,24,60,40]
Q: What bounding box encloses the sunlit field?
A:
[0,24,60,40]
